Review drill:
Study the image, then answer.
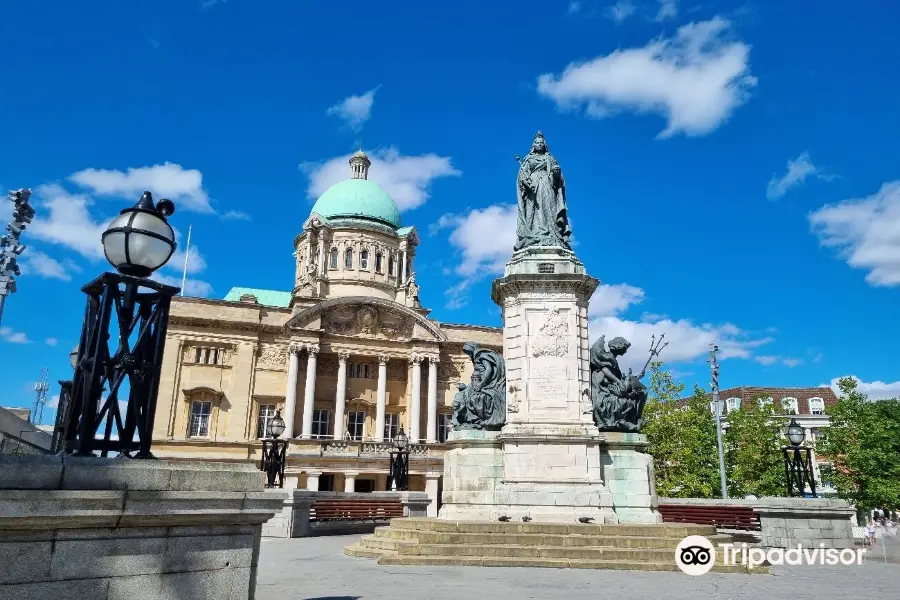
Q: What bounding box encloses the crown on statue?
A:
[534,130,545,141]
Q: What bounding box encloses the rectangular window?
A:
[375,252,383,273]
[189,401,212,437]
[312,409,330,439]
[725,397,741,412]
[347,411,365,441]
[384,413,400,441]
[438,413,451,443]
[257,403,277,438]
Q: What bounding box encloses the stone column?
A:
[400,248,407,283]
[283,344,301,438]
[409,354,423,442]
[333,351,349,440]
[306,471,321,491]
[300,344,319,439]
[344,471,358,493]
[426,355,439,442]
[375,354,389,441]
[317,235,326,276]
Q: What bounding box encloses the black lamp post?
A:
[260,409,288,488]
[62,192,179,458]
[782,418,818,498]
[259,410,288,487]
[387,428,410,491]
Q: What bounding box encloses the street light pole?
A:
[709,344,729,499]
[0,189,35,327]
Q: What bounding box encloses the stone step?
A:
[389,518,717,538]
[375,554,764,573]
[397,543,675,562]
[374,528,734,549]
[343,543,396,559]
[359,535,415,552]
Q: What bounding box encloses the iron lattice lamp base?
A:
[387,450,410,491]
[782,445,818,498]
[260,438,289,488]
[62,273,178,458]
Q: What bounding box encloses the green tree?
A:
[642,363,720,498]
[821,377,900,512]
[724,400,785,497]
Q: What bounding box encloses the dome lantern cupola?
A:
[349,150,371,180]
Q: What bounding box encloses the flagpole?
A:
[180,225,192,296]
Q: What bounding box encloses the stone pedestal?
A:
[442,248,661,524]
[597,432,660,524]
[0,455,285,600]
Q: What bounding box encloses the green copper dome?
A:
[311,178,401,229]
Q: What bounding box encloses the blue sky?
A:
[2,0,900,420]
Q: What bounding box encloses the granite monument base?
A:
[0,455,285,600]
[439,429,618,523]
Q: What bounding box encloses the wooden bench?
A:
[310,499,404,522]
[658,504,761,531]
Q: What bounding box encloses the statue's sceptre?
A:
[637,333,669,379]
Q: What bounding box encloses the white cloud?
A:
[755,355,778,366]
[767,152,831,200]
[656,0,678,21]
[589,283,645,318]
[48,394,60,409]
[20,250,80,281]
[326,87,380,131]
[568,1,583,14]
[28,184,108,260]
[826,376,900,401]
[430,204,517,309]
[607,1,636,23]
[808,181,900,286]
[585,282,772,370]
[27,180,212,295]
[222,209,250,221]
[45,337,58,347]
[69,163,213,213]
[152,272,214,297]
[536,17,756,138]
[0,326,30,344]
[301,147,460,212]
[434,205,773,366]
[782,357,803,368]
[433,204,517,277]
[200,0,226,9]
[590,312,772,373]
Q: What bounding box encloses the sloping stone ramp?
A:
[344,517,764,573]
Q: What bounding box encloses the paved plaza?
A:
[256,534,899,600]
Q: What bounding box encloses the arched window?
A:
[329,247,338,269]
[388,255,395,276]
[360,249,369,270]
[725,397,741,412]
[345,248,353,269]
[808,397,825,415]
[781,397,799,415]
[375,252,383,273]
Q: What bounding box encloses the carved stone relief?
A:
[531,308,569,358]
[257,344,287,370]
[321,305,414,340]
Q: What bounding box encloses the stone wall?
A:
[0,455,285,600]
[264,490,431,538]
[660,496,855,549]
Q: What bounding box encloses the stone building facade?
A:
[150,151,501,514]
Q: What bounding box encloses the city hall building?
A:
[150,151,500,514]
